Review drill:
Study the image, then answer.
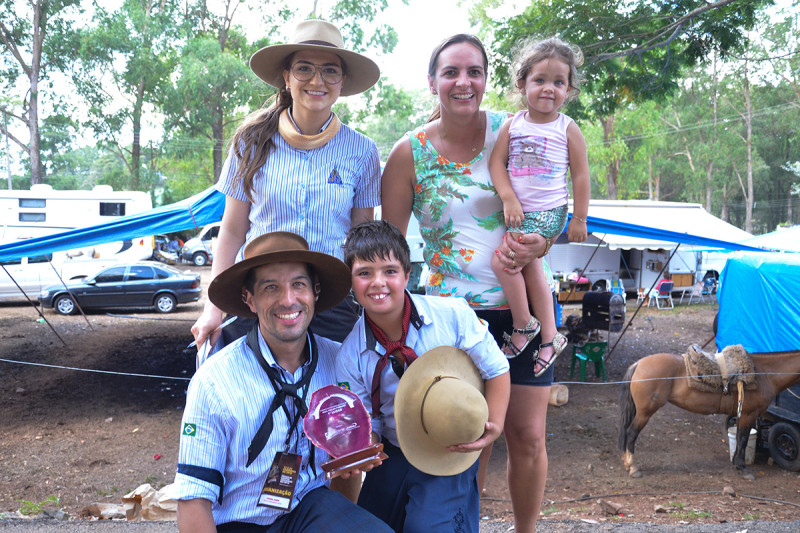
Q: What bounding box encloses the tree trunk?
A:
[28,0,45,185]
[602,116,618,199]
[721,183,729,222]
[131,79,145,190]
[706,53,718,212]
[212,105,224,183]
[743,62,754,233]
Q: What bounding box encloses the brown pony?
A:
[618,349,800,480]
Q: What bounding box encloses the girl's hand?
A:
[503,201,524,229]
[566,219,587,243]
[496,233,547,274]
[446,421,502,453]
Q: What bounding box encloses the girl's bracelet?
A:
[573,215,586,223]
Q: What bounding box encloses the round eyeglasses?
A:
[291,62,344,85]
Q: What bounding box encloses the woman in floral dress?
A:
[382,34,551,533]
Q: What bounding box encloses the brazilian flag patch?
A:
[337,381,350,391]
[182,423,197,437]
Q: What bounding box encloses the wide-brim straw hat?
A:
[208,232,351,318]
[395,346,488,476]
[249,19,380,96]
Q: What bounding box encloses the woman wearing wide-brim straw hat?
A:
[191,20,381,352]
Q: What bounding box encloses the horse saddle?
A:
[683,344,757,394]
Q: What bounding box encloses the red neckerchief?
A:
[365,292,418,419]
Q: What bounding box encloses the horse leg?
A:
[733,420,756,481]
[619,365,658,478]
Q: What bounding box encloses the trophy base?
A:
[322,443,388,480]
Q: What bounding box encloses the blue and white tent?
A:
[0,195,769,264]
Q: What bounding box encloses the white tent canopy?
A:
[570,200,754,250]
[739,225,800,252]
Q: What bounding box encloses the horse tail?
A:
[618,361,638,452]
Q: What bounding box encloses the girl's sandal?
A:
[502,315,541,359]
[532,332,568,377]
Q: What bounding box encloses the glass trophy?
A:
[303,384,388,480]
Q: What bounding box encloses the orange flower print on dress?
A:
[415,131,428,146]
[431,252,443,267]
[415,183,423,194]
[441,247,451,255]
[429,272,445,286]
[436,155,448,166]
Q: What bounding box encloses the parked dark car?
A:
[39,262,201,315]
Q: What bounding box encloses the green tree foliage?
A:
[73,0,180,191]
[474,0,769,201]
[358,82,433,159]
[476,0,769,116]
[0,0,82,185]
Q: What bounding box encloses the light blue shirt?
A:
[174,329,340,526]
[217,121,381,260]
[336,293,510,447]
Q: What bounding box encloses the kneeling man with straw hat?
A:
[173,232,391,533]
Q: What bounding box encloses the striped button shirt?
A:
[216,122,381,260]
[174,330,340,526]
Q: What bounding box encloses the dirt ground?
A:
[1,265,799,528]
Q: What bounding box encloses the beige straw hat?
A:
[249,19,380,96]
[208,232,351,318]
[394,346,488,476]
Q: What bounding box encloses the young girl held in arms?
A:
[489,37,590,377]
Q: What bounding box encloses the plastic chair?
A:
[570,341,607,382]
[636,287,647,305]
[680,281,706,305]
[609,279,625,295]
[654,281,674,309]
[702,278,717,300]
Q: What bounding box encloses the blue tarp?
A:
[0,187,225,262]
[0,195,768,264]
[717,252,800,353]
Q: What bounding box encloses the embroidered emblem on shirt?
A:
[337,381,350,391]
[182,423,197,437]
[327,167,342,184]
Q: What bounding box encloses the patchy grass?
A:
[674,509,713,520]
[18,495,59,516]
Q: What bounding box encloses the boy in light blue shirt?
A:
[336,220,510,533]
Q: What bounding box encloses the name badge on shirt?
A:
[257,452,302,510]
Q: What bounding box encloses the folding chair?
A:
[654,281,674,309]
[636,287,647,306]
[680,281,706,305]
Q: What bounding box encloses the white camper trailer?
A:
[546,200,753,300]
[0,184,154,261]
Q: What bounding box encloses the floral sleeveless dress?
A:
[408,110,555,310]
[408,111,500,309]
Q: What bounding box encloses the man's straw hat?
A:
[395,346,488,476]
[208,232,351,318]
